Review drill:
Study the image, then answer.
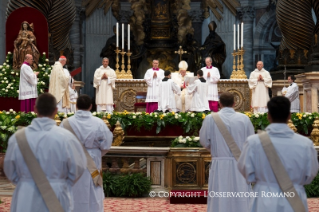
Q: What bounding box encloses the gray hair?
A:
[102,57,109,61]
[59,58,66,61]
[153,59,159,63]
[205,57,212,62]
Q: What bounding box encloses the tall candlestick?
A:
[122,23,124,49]
[241,22,244,48]
[116,23,119,47]
[128,24,130,50]
[237,24,240,50]
[233,24,236,51]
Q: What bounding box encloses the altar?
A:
[113,79,251,112]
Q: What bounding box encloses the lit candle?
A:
[128,24,130,50]
[237,24,240,51]
[116,23,119,47]
[241,22,244,48]
[122,23,124,50]
[233,24,236,51]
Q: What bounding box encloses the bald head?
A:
[256,61,264,70]
[24,54,33,65]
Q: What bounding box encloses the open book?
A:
[184,76,198,85]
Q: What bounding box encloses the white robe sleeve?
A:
[237,138,256,184]
[209,68,220,84]
[199,116,212,152]
[248,72,258,89]
[107,69,117,89]
[93,69,102,88]
[187,84,197,95]
[144,69,153,87]
[263,71,272,88]
[96,122,113,156]
[3,136,20,185]
[23,67,37,85]
[304,140,319,184]
[285,85,299,102]
[172,81,181,95]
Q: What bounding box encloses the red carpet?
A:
[0,197,318,212]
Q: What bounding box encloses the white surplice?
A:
[60,110,113,212]
[144,68,165,103]
[4,117,87,212]
[93,66,116,113]
[69,87,78,112]
[171,72,193,112]
[200,108,254,212]
[56,68,72,113]
[187,79,209,112]
[158,79,181,112]
[248,68,272,113]
[201,67,220,101]
[282,82,300,113]
[238,124,318,212]
[19,63,38,100]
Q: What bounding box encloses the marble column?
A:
[238,6,255,78]
[69,6,84,80]
[0,0,8,64]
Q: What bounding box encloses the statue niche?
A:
[201,21,226,78]
[100,25,117,69]
[13,21,40,70]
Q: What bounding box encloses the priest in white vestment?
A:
[171,60,194,112]
[201,57,220,112]
[19,54,39,112]
[200,92,254,212]
[144,59,165,113]
[93,57,116,113]
[238,96,318,212]
[60,94,113,212]
[69,81,78,112]
[187,70,209,112]
[4,93,87,212]
[282,75,299,113]
[158,71,181,112]
[49,55,71,113]
[248,61,272,113]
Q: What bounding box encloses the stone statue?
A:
[13,21,40,70]
[100,25,117,69]
[183,33,202,72]
[201,21,226,78]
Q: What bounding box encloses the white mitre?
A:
[178,60,188,70]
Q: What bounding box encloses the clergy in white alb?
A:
[187,70,209,112]
[201,57,220,112]
[144,59,165,113]
[4,93,87,212]
[200,92,254,212]
[248,61,272,113]
[60,94,113,212]
[49,55,71,113]
[69,82,78,112]
[158,71,181,112]
[171,60,194,112]
[19,54,39,112]
[282,75,299,113]
[238,96,318,212]
[93,57,116,113]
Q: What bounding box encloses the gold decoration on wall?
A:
[310,117,319,146]
[230,47,247,79]
[112,121,125,146]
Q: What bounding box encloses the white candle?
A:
[241,22,244,48]
[116,23,119,47]
[128,24,130,50]
[122,23,124,50]
[233,24,236,51]
[237,24,240,50]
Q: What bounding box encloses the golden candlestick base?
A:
[115,47,121,78]
[230,50,238,79]
[237,47,248,79]
[125,51,133,79]
[118,50,126,79]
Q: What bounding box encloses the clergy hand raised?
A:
[34,71,39,76]
[207,72,211,78]
[258,75,263,81]
[153,72,157,78]
[102,73,108,79]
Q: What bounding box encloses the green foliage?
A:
[103,171,151,197]
[171,135,202,147]
[305,171,319,197]
[0,52,51,98]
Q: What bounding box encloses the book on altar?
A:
[184,76,197,85]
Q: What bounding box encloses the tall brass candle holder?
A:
[114,47,121,77]
[119,50,126,79]
[230,50,238,79]
[125,50,133,79]
[237,47,247,79]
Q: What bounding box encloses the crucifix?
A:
[175,46,187,61]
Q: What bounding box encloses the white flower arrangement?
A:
[172,136,202,147]
[133,115,136,119]
[8,52,11,54]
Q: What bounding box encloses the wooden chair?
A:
[134,92,147,112]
